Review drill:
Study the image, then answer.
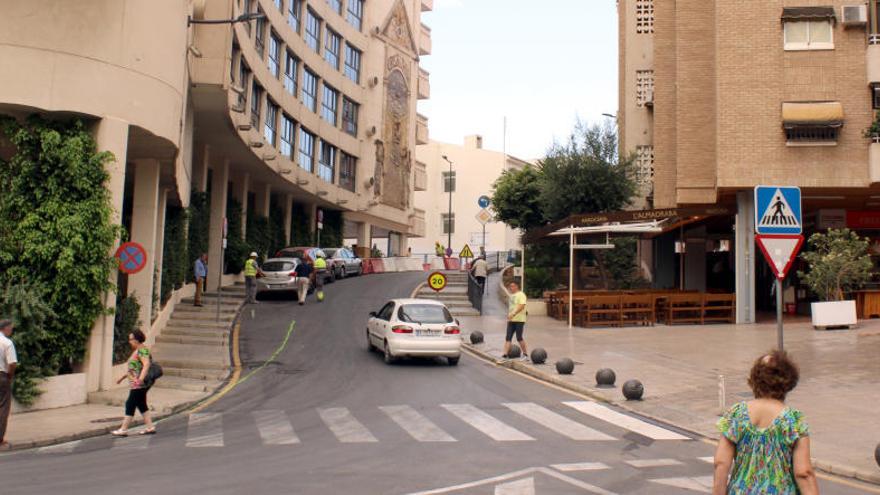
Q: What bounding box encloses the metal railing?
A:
[467,271,484,315]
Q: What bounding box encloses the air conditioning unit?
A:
[841,5,867,27]
[645,89,654,107]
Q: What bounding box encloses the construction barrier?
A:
[361,259,373,275]
[370,258,385,273]
[443,258,461,270]
[382,257,398,272]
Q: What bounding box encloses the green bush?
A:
[187,190,210,283]
[113,295,141,365]
[268,199,288,254]
[798,228,872,301]
[320,210,343,248]
[0,279,56,406]
[161,205,188,305]
[524,267,556,298]
[224,198,249,274]
[246,212,273,261]
[0,115,121,403]
[290,202,312,246]
[599,237,649,290]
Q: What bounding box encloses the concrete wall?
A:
[12,373,87,413]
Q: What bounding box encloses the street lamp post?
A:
[188,12,266,26]
[442,155,454,253]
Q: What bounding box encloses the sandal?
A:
[111,429,129,437]
[139,428,157,435]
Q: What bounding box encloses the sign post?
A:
[428,271,447,292]
[475,208,492,256]
[754,186,803,350]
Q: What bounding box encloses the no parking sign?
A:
[116,242,148,274]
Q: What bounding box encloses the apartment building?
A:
[0,0,430,396]
[620,0,880,322]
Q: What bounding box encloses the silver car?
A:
[324,247,362,279]
[255,257,303,299]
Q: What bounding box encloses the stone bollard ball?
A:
[469,331,484,344]
[507,344,522,359]
[556,358,575,375]
[622,379,644,400]
[596,368,616,387]
[530,348,548,364]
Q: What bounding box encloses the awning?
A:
[781,6,836,22]
[781,101,844,128]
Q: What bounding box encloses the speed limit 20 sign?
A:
[428,272,447,292]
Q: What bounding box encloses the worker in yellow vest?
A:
[313,253,328,302]
[244,252,264,304]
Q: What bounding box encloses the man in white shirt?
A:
[471,256,489,295]
[0,319,17,450]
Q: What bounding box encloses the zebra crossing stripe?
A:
[253,410,300,445]
[649,476,713,491]
[186,412,224,447]
[380,405,456,442]
[550,462,610,472]
[441,404,534,441]
[319,407,378,443]
[36,440,81,454]
[503,402,615,441]
[563,401,689,440]
[625,458,684,468]
[111,434,152,451]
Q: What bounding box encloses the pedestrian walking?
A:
[0,319,17,450]
[294,258,313,305]
[244,252,264,304]
[112,330,157,436]
[471,256,488,295]
[193,253,207,306]
[313,253,328,302]
[503,281,529,361]
[712,350,818,495]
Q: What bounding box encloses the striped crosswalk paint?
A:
[563,401,689,440]
[380,405,456,442]
[625,458,684,468]
[503,402,614,441]
[441,404,534,441]
[36,440,81,454]
[550,462,610,472]
[253,410,300,445]
[186,413,224,447]
[649,476,713,492]
[112,434,152,451]
[319,407,378,443]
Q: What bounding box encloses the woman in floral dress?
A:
[111,329,157,436]
[712,350,819,494]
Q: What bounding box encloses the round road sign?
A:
[478,195,491,208]
[116,242,148,275]
[428,271,447,292]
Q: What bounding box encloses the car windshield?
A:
[280,249,308,260]
[398,304,453,324]
[324,248,337,257]
[262,261,295,272]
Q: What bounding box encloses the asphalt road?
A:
[0,272,874,494]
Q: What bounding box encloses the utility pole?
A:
[442,155,454,251]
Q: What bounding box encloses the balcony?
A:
[416,113,429,145]
[870,140,880,183]
[421,0,433,12]
[414,161,427,191]
[417,68,430,100]
[419,23,432,56]
[409,208,426,237]
[868,38,880,84]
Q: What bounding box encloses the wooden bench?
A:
[620,294,655,326]
[585,295,622,327]
[667,293,704,325]
[702,293,735,324]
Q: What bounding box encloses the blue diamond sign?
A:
[754,186,802,235]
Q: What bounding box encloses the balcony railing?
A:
[409,208,426,237]
[416,113,429,145]
[417,68,430,100]
[414,161,427,191]
[421,0,433,12]
[419,23,432,56]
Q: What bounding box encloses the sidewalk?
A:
[460,272,880,485]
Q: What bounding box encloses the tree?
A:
[538,121,636,223]
[490,165,544,230]
[798,228,872,301]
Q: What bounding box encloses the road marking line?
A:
[494,476,534,495]
[111,434,151,451]
[550,462,610,472]
[536,467,619,495]
[625,458,684,468]
[563,401,690,440]
[404,468,538,495]
[503,402,615,441]
[253,410,300,445]
[698,456,715,464]
[649,476,713,492]
[36,440,80,454]
[186,412,224,447]
[380,405,456,442]
[318,408,378,443]
[441,404,534,441]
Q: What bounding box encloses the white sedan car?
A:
[366,298,462,366]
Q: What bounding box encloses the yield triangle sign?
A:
[756,234,804,279]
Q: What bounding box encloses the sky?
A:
[417,0,619,161]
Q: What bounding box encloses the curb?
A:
[462,341,880,487]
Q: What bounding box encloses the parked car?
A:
[366,298,461,365]
[255,257,303,299]
[275,246,334,285]
[324,247,362,279]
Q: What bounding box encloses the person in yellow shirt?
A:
[244,252,264,304]
[504,281,529,361]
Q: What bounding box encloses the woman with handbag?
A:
[112,329,157,436]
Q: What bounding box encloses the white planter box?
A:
[811,300,857,329]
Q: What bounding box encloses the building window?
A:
[288,0,302,32]
[321,85,339,125]
[268,33,281,78]
[243,0,253,34]
[237,62,251,107]
[327,0,342,14]
[442,171,456,193]
[298,128,315,172]
[273,0,282,10]
[635,146,654,184]
[264,99,278,146]
[284,51,298,95]
[784,126,840,144]
[636,0,654,34]
[344,43,361,83]
[305,9,321,52]
[442,213,455,235]
[250,82,263,126]
[302,68,318,111]
[254,8,266,56]
[783,20,834,50]
[342,97,358,136]
[325,29,341,69]
[339,152,356,192]
[318,141,336,183]
[346,0,364,31]
[635,70,654,108]
[280,114,295,158]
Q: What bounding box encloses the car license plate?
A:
[416,329,439,336]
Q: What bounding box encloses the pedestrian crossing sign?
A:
[754,186,802,234]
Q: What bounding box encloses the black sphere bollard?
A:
[530,348,548,364]
[622,379,644,401]
[469,331,484,344]
[556,358,575,375]
[596,368,616,387]
[507,344,522,359]
[875,443,880,468]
